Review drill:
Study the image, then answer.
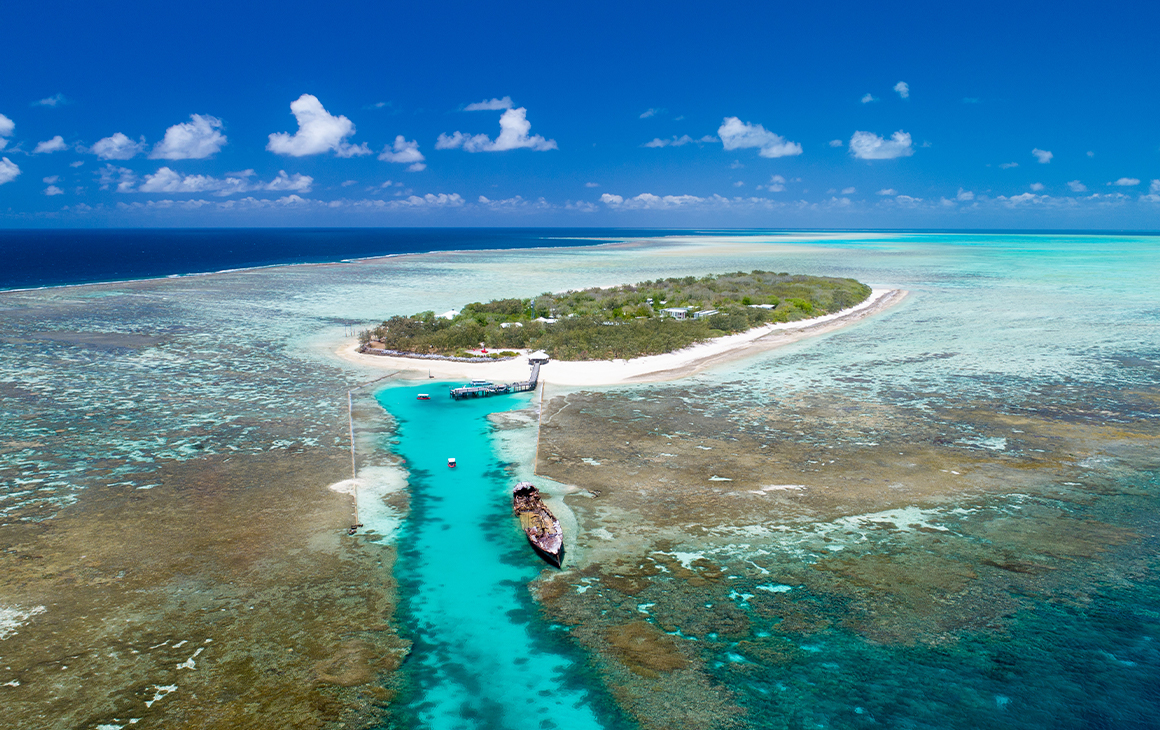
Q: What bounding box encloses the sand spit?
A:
[334,288,907,386]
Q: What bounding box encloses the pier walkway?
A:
[450,359,541,400]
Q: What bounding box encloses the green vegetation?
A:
[360,271,872,361]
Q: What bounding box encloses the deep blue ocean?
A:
[0,227,696,291]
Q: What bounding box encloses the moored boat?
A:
[447,457,456,468]
[417,393,431,400]
[512,482,563,567]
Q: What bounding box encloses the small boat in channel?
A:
[417,393,431,400]
[447,457,456,468]
[512,482,563,567]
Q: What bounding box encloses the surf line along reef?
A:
[350,270,902,726]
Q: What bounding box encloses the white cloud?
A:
[0,113,14,137]
[464,96,513,111]
[600,192,706,209]
[378,136,426,171]
[894,81,910,99]
[1000,162,1019,169]
[33,94,67,107]
[70,160,84,167]
[566,200,598,212]
[92,132,146,160]
[841,186,856,194]
[151,114,227,159]
[1142,180,1160,203]
[0,157,20,185]
[640,108,661,119]
[34,136,67,154]
[733,181,745,187]
[849,130,914,160]
[436,107,557,152]
[1111,177,1140,186]
[133,167,312,195]
[762,174,786,192]
[43,175,58,184]
[717,117,802,158]
[478,194,553,210]
[1087,151,1095,157]
[45,185,63,196]
[1030,182,1045,191]
[1067,180,1087,192]
[643,134,716,148]
[1032,148,1053,164]
[585,182,600,187]
[267,94,370,157]
[96,164,137,191]
[341,179,358,187]
[828,139,843,147]
[861,93,876,104]
[957,188,975,201]
[876,188,897,195]
[264,170,314,192]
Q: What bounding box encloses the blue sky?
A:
[1,0,1158,228]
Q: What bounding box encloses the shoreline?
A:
[332,288,908,386]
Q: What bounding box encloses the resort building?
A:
[661,307,690,319]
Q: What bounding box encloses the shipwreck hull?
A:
[513,482,564,568]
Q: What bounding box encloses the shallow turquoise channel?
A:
[375,384,607,730]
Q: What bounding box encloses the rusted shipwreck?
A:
[512,482,563,567]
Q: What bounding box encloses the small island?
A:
[359,270,872,361]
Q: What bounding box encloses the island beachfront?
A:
[358,270,872,361]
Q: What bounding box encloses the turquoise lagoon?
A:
[374,384,612,730]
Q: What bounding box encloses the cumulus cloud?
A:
[876,188,897,195]
[151,114,227,159]
[1032,148,1053,164]
[600,192,706,209]
[1142,180,1160,203]
[378,136,426,171]
[761,174,787,192]
[957,188,975,201]
[45,185,63,196]
[894,81,910,99]
[264,170,314,192]
[96,164,137,191]
[437,107,557,152]
[478,194,553,210]
[464,96,513,111]
[1000,162,1019,169]
[861,93,876,104]
[91,132,146,160]
[34,135,67,154]
[0,157,20,185]
[267,94,370,157]
[1030,182,1045,191]
[33,93,67,107]
[639,108,662,119]
[1067,180,1087,192]
[0,113,14,138]
[849,130,914,160]
[841,186,856,194]
[585,182,600,187]
[717,117,802,158]
[828,139,843,147]
[1111,177,1140,186]
[132,167,313,195]
[643,134,715,148]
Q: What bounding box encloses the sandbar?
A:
[333,288,908,386]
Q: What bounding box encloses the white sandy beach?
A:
[333,288,908,386]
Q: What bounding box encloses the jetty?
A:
[449,352,547,400]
